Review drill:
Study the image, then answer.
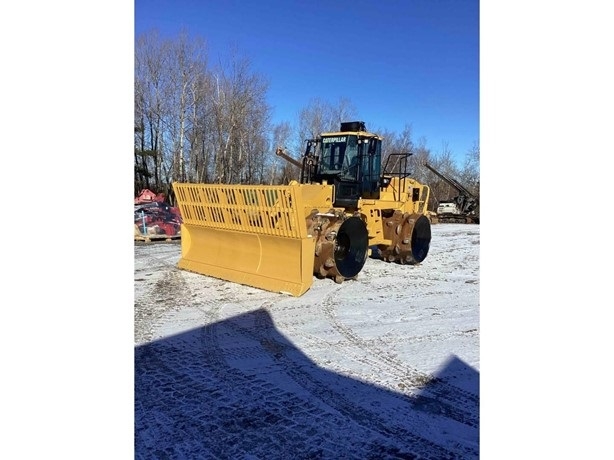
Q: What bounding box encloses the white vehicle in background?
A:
[436,201,461,215]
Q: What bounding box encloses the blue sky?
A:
[135,0,479,163]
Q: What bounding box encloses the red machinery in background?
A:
[134,189,182,239]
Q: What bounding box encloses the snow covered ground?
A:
[134,223,479,458]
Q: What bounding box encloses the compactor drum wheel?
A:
[334,216,369,277]
[379,212,431,265]
[309,213,369,283]
[408,214,431,263]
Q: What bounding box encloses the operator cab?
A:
[305,121,383,209]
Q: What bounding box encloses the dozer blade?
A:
[172,183,369,296]
[177,225,315,296]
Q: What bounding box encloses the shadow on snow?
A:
[135,308,479,459]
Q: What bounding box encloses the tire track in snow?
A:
[135,271,416,458]
[135,269,185,344]
[201,303,419,458]
[317,288,479,428]
[251,307,477,459]
[135,272,234,459]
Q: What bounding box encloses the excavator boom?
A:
[424,162,476,199]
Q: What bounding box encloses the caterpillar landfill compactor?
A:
[276,121,432,265]
[171,121,431,297]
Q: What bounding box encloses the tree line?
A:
[134,30,479,211]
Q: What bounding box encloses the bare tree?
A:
[297,98,330,147]
[135,29,173,194]
[297,97,358,148]
[165,30,209,186]
[459,141,480,196]
[241,107,271,184]
[135,31,272,192]
[380,123,415,172]
[330,97,358,130]
[207,48,271,184]
[135,29,476,197]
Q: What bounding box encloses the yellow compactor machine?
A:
[276,121,432,265]
[172,121,432,297]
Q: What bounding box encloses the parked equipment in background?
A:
[134,189,183,241]
[423,162,479,224]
